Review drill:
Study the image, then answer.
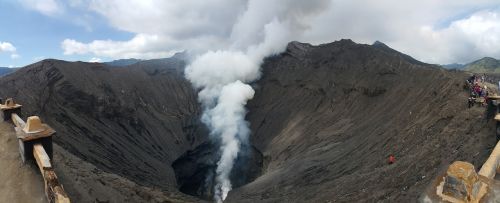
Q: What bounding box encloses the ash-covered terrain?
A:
[0,40,495,202]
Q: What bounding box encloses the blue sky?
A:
[1,0,500,67]
[0,0,133,67]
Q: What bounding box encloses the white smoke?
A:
[184,0,330,202]
[209,81,254,201]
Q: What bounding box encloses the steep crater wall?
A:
[0,58,208,195]
[227,40,496,202]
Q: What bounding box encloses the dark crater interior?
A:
[172,141,263,200]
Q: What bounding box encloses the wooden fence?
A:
[0,98,70,203]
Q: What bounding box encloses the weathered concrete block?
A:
[23,116,44,133]
[0,98,22,121]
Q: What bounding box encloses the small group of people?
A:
[467,74,489,108]
[467,74,486,84]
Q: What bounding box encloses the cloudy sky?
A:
[1,0,500,67]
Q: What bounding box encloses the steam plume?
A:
[185,0,330,202]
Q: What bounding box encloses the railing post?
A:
[12,114,69,202]
[14,115,55,163]
[0,98,22,121]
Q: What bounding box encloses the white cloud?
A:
[87,0,246,38]
[17,0,97,32]
[19,0,63,16]
[10,54,20,59]
[88,57,101,63]
[61,0,247,59]
[0,42,19,60]
[61,0,327,59]
[62,34,181,59]
[0,42,16,52]
[67,0,84,8]
[413,10,500,63]
[60,0,500,63]
[298,0,500,64]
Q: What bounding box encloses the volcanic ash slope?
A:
[228,40,495,202]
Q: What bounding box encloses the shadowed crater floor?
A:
[172,142,263,200]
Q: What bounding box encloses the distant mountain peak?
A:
[470,56,499,64]
[478,56,498,61]
[442,63,465,70]
[372,40,387,47]
[284,41,313,58]
[104,58,142,67]
[0,66,18,77]
[104,51,188,67]
[463,56,500,73]
[171,51,188,61]
[337,38,355,44]
[370,40,425,65]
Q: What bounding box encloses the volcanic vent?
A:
[172,142,263,200]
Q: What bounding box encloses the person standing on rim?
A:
[388,154,395,164]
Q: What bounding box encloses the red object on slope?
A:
[388,155,395,164]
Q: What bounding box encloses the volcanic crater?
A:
[0,40,496,202]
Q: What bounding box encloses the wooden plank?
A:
[0,104,22,110]
[33,144,70,203]
[33,143,52,176]
[54,187,71,203]
[43,170,70,203]
[489,95,500,100]
[11,113,25,129]
[478,140,500,179]
[495,114,500,122]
